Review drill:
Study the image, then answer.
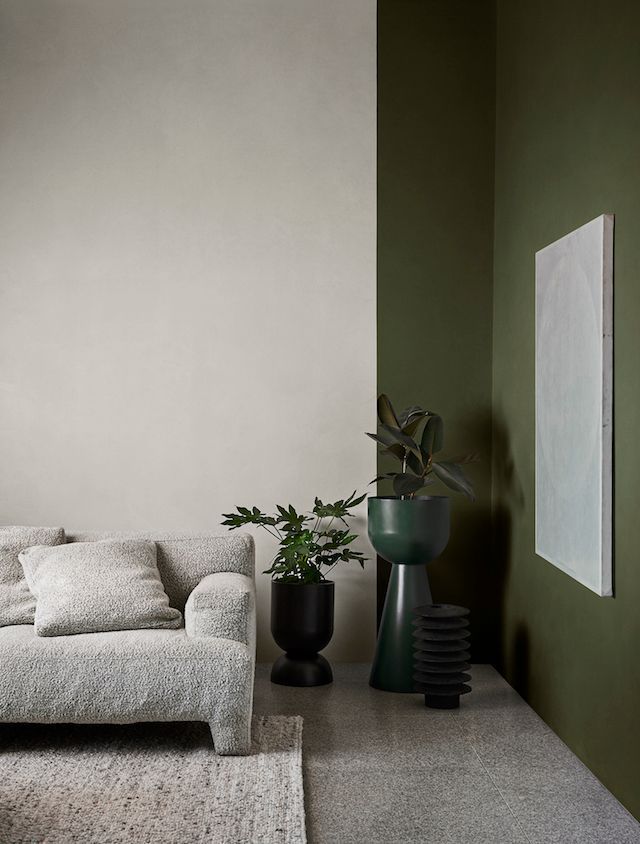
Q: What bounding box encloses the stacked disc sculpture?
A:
[412,604,472,709]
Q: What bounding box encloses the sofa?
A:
[0,531,256,755]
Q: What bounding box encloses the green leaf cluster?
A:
[221,491,367,583]
[366,394,478,500]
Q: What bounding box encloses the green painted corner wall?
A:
[377,0,496,660]
[379,0,640,819]
[493,0,640,820]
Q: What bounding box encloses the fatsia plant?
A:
[221,492,367,584]
[366,394,478,500]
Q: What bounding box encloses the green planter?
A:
[368,496,450,692]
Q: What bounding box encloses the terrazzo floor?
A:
[253,662,640,844]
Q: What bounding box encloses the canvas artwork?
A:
[535,214,613,596]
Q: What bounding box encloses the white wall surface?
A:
[0,0,377,660]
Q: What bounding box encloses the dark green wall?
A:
[379,0,640,819]
[377,0,496,659]
[493,0,640,819]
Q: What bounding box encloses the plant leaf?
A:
[368,430,421,462]
[397,405,426,427]
[392,473,427,496]
[421,414,444,455]
[380,443,406,461]
[401,412,429,438]
[406,451,425,475]
[377,394,400,427]
[221,508,277,529]
[365,430,400,449]
[431,461,475,500]
[313,491,365,520]
[370,474,396,485]
[379,424,422,459]
[344,490,366,508]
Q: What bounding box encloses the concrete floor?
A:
[254,663,640,844]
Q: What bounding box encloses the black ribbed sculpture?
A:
[412,604,471,709]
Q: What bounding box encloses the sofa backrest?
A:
[66,531,254,612]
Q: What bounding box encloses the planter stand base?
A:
[370,563,432,693]
[271,653,333,687]
[423,694,461,710]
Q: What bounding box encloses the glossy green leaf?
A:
[377,394,400,427]
[365,430,401,449]
[406,451,425,475]
[370,473,396,484]
[379,424,422,459]
[421,414,444,455]
[401,412,429,438]
[431,461,475,500]
[392,473,427,496]
[397,405,426,427]
[380,443,406,461]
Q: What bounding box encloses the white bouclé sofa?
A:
[0,532,256,755]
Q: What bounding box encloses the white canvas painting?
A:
[535,214,613,596]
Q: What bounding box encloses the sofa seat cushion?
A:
[0,625,252,724]
[19,539,182,636]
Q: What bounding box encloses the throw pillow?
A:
[0,526,65,626]
[19,539,183,636]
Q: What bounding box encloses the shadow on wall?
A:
[430,406,495,663]
[492,410,528,687]
[512,622,531,700]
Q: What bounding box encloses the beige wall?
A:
[0,0,376,661]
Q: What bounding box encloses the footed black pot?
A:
[270,581,334,686]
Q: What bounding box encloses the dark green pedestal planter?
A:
[368,496,450,692]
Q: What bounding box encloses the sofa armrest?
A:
[184,572,256,650]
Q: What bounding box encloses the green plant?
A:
[221,492,367,583]
[366,394,478,500]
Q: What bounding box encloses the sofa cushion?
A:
[0,526,65,627]
[0,624,252,726]
[19,539,182,636]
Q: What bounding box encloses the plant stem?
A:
[260,525,282,542]
[319,516,335,547]
[401,449,408,500]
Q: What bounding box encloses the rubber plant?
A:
[221,492,367,583]
[366,394,478,500]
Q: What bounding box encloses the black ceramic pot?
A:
[270,580,334,687]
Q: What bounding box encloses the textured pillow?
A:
[0,526,66,626]
[19,539,183,637]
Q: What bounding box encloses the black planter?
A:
[270,580,334,687]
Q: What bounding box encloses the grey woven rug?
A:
[0,715,306,844]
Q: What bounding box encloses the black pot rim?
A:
[368,495,449,501]
[271,579,335,586]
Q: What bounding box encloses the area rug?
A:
[0,715,306,844]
